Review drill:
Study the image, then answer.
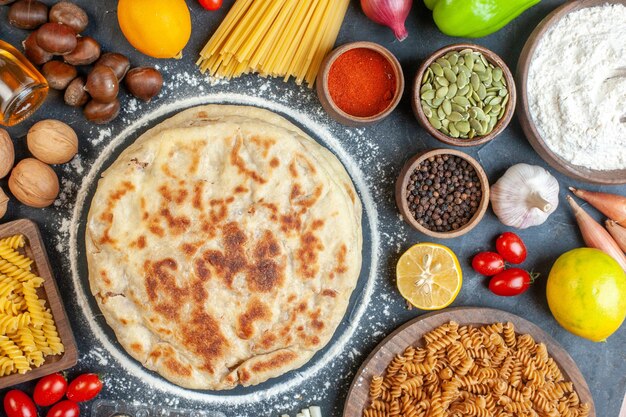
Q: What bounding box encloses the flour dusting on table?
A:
[528,4,626,171]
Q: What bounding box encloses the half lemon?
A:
[396,243,462,310]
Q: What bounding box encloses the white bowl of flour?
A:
[518,0,626,184]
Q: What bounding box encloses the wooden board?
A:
[343,307,595,417]
[0,219,78,389]
[516,0,626,185]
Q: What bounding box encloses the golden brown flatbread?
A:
[86,105,362,390]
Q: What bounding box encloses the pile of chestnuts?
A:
[4,0,164,124]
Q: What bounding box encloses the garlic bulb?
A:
[490,164,559,229]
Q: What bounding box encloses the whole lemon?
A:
[117,0,191,59]
[547,248,626,342]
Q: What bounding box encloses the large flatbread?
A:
[86,105,362,390]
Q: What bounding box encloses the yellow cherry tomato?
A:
[117,0,191,59]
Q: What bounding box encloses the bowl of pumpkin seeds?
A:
[413,44,516,147]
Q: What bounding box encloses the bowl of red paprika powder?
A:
[316,42,404,126]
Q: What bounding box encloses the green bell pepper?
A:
[424,0,541,38]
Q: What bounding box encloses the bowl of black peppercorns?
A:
[395,149,490,238]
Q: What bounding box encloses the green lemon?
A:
[547,248,626,342]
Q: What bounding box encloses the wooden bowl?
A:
[395,149,490,239]
[316,41,404,127]
[0,219,78,389]
[517,0,626,185]
[343,307,595,417]
[412,43,516,147]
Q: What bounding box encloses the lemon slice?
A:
[396,243,462,310]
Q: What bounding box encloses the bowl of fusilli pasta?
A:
[344,307,594,417]
[0,219,77,388]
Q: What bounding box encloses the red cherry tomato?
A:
[198,0,222,10]
[489,268,533,296]
[4,390,37,417]
[495,232,527,264]
[34,373,68,406]
[66,373,103,403]
[472,251,505,276]
[47,400,79,417]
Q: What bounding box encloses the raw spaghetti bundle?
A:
[196,0,349,87]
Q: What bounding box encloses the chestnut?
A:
[49,1,89,34]
[125,67,163,102]
[42,60,77,90]
[84,99,120,124]
[64,77,89,107]
[8,0,48,30]
[95,53,130,81]
[22,31,53,66]
[64,36,100,66]
[36,22,78,55]
[85,66,119,103]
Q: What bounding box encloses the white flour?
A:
[528,4,626,171]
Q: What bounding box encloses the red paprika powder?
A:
[327,48,396,118]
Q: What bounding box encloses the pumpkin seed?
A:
[423,105,433,118]
[490,96,502,105]
[421,83,432,94]
[480,119,489,133]
[432,62,444,77]
[468,129,476,140]
[436,58,451,68]
[470,119,483,132]
[436,86,449,99]
[432,97,445,107]
[457,72,468,89]
[453,96,470,106]
[499,105,506,119]
[448,53,459,66]
[429,116,442,130]
[493,67,503,82]
[421,90,435,100]
[436,76,449,87]
[449,124,460,138]
[445,84,458,99]
[442,100,452,115]
[458,85,471,96]
[437,107,446,120]
[443,67,457,83]
[459,65,471,78]
[456,121,471,133]
[448,111,464,122]
[451,104,465,113]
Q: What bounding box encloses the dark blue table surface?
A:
[1,1,625,416]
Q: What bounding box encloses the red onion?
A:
[361,0,412,41]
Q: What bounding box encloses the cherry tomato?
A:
[472,251,505,276]
[489,268,533,296]
[66,373,102,403]
[47,400,79,417]
[4,390,37,417]
[34,373,68,406]
[495,232,527,264]
[198,0,222,10]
